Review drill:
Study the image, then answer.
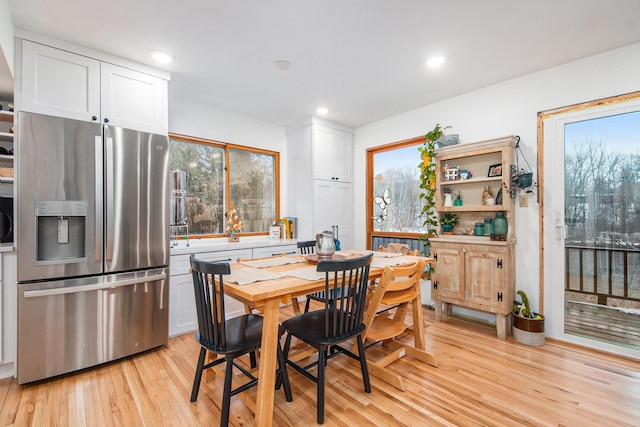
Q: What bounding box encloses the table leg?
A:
[254,298,280,427]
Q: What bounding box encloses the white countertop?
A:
[169,236,299,255]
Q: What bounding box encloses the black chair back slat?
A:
[190,256,232,351]
[317,254,372,342]
[297,240,316,255]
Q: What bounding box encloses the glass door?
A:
[543,97,640,359]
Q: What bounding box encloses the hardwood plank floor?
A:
[1,305,639,426]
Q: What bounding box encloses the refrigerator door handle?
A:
[105,134,114,262]
[22,272,167,298]
[95,135,104,263]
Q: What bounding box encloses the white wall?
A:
[0,0,14,76]
[353,41,640,316]
[168,97,289,213]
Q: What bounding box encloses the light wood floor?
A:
[1,305,639,426]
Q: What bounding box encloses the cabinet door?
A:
[312,125,353,182]
[169,249,252,336]
[101,63,168,134]
[313,180,352,249]
[332,181,352,248]
[21,41,101,122]
[465,249,505,308]
[432,246,465,300]
[332,130,353,182]
[313,125,334,181]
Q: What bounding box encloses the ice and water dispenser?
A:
[35,200,87,262]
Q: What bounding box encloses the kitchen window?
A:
[169,134,279,237]
[367,135,426,248]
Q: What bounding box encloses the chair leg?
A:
[277,342,293,402]
[304,298,311,313]
[190,347,207,402]
[356,335,371,393]
[220,356,234,427]
[317,346,326,424]
[249,351,257,369]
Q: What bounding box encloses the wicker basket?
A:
[0,167,14,178]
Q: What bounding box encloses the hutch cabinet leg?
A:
[434,301,443,322]
[496,314,508,340]
[444,303,452,319]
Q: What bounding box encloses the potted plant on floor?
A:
[439,212,458,234]
[512,290,545,346]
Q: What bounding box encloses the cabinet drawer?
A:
[170,248,253,276]
[252,244,298,259]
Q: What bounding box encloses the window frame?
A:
[366,135,425,248]
[169,133,280,238]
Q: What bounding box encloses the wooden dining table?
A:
[218,249,435,427]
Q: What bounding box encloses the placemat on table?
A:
[284,268,327,281]
[226,267,285,286]
[239,256,305,269]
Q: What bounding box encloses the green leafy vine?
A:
[418,124,443,262]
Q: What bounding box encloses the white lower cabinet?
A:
[169,248,252,337]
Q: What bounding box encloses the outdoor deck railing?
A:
[565,244,640,304]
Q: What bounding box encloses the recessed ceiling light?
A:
[274,60,292,70]
[149,49,173,64]
[426,56,445,68]
[316,107,329,115]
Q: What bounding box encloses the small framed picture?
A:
[488,163,502,177]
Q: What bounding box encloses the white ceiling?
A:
[5,0,640,128]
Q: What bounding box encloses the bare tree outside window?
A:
[564,110,640,302]
[372,145,425,233]
[169,136,279,236]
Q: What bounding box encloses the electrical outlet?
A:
[519,194,528,207]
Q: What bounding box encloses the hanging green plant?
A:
[418,123,443,261]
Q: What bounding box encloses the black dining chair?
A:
[281,253,373,424]
[189,255,292,427]
[297,239,316,255]
[296,240,329,313]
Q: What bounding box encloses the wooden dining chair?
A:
[189,255,292,427]
[365,244,421,313]
[378,243,420,256]
[282,253,373,424]
[355,258,437,391]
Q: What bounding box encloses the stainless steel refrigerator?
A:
[16,112,169,384]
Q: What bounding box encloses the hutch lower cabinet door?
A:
[431,239,515,339]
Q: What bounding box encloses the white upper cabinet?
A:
[20,41,168,135]
[100,63,167,134]
[21,41,100,122]
[312,124,353,182]
[286,118,354,246]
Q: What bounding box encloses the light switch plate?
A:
[519,194,529,207]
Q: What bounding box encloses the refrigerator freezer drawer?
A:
[17,268,169,384]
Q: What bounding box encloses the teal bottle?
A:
[453,192,463,206]
[474,222,484,236]
[494,212,507,235]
